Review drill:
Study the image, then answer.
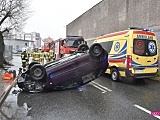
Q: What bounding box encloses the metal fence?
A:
[4,45,13,61]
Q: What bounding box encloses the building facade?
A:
[4,32,41,52]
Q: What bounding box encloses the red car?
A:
[17,43,108,92]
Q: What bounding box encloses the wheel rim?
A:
[93,46,101,54]
[81,47,86,51]
[33,68,42,77]
[112,71,117,81]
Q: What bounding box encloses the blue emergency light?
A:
[129,27,153,32]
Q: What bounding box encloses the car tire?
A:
[89,43,104,57]
[78,44,89,52]
[111,68,120,82]
[29,64,46,81]
[28,61,40,70]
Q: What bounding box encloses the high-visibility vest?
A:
[39,52,44,59]
[34,52,40,61]
[49,50,54,57]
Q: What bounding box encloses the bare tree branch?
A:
[0,0,31,33]
[0,11,10,25]
[2,27,9,33]
[0,0,32,67]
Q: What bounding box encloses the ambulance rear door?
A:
[132,38,158,74]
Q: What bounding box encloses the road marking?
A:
[134,104,160,119]
[91,81,112,92]
[90,83,107,93]
[90,81,112,93]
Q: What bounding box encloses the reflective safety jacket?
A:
[32,52,40,62]
[49,49,54,61]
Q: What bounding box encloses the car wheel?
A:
[78,44,89,52]
[29,64,46,81]
[111,68,120,82]
[28,61,40,70]
[89,43,104,57]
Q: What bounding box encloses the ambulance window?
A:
[147,40,157,56]
[133,39,157,56]
[100,41,113,53]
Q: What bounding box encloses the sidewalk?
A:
[0,54,21,107]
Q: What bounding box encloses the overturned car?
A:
[17,43,108,92]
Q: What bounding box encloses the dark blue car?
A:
[17,43,108,92]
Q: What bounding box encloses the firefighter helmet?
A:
[22,47,26,52]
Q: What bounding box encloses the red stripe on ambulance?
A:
[97,31,129,39]
[133,31,155,36]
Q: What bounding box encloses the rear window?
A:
[133,39,157,56]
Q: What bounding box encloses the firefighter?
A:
[44,51,50,63]
[21,47,27,72]
[49,49,54,61]
[30,48,34,57]
[39,47,45,65]
[32,47,40,63]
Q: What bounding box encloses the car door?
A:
[48,58,77,88]
[74,54,95,85]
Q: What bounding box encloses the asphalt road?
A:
[0,75,160,120]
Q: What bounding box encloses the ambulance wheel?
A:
[111,68,120,82]
[28,61,40,69]
[29,64,46,81]
[89,43,104,57]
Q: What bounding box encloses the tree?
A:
[0,0,31,68]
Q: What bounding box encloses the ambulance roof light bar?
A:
[129,27,153,32]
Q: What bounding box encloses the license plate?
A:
[134,70,143,73]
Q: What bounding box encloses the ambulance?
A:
[94,27,159,82]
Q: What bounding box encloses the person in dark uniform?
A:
[25,48,30,68]
[21,47,27,72]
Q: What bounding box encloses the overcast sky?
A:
[23,0,102,39]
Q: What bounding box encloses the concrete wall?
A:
[66,0,160,39]
[66,0,160,67]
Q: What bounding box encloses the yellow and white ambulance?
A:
[94,27,159,81]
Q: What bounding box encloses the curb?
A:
[0,77,17,108]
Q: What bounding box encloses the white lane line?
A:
[91,81,112,92]
[90,83,107,93]
[134,104,160,119]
